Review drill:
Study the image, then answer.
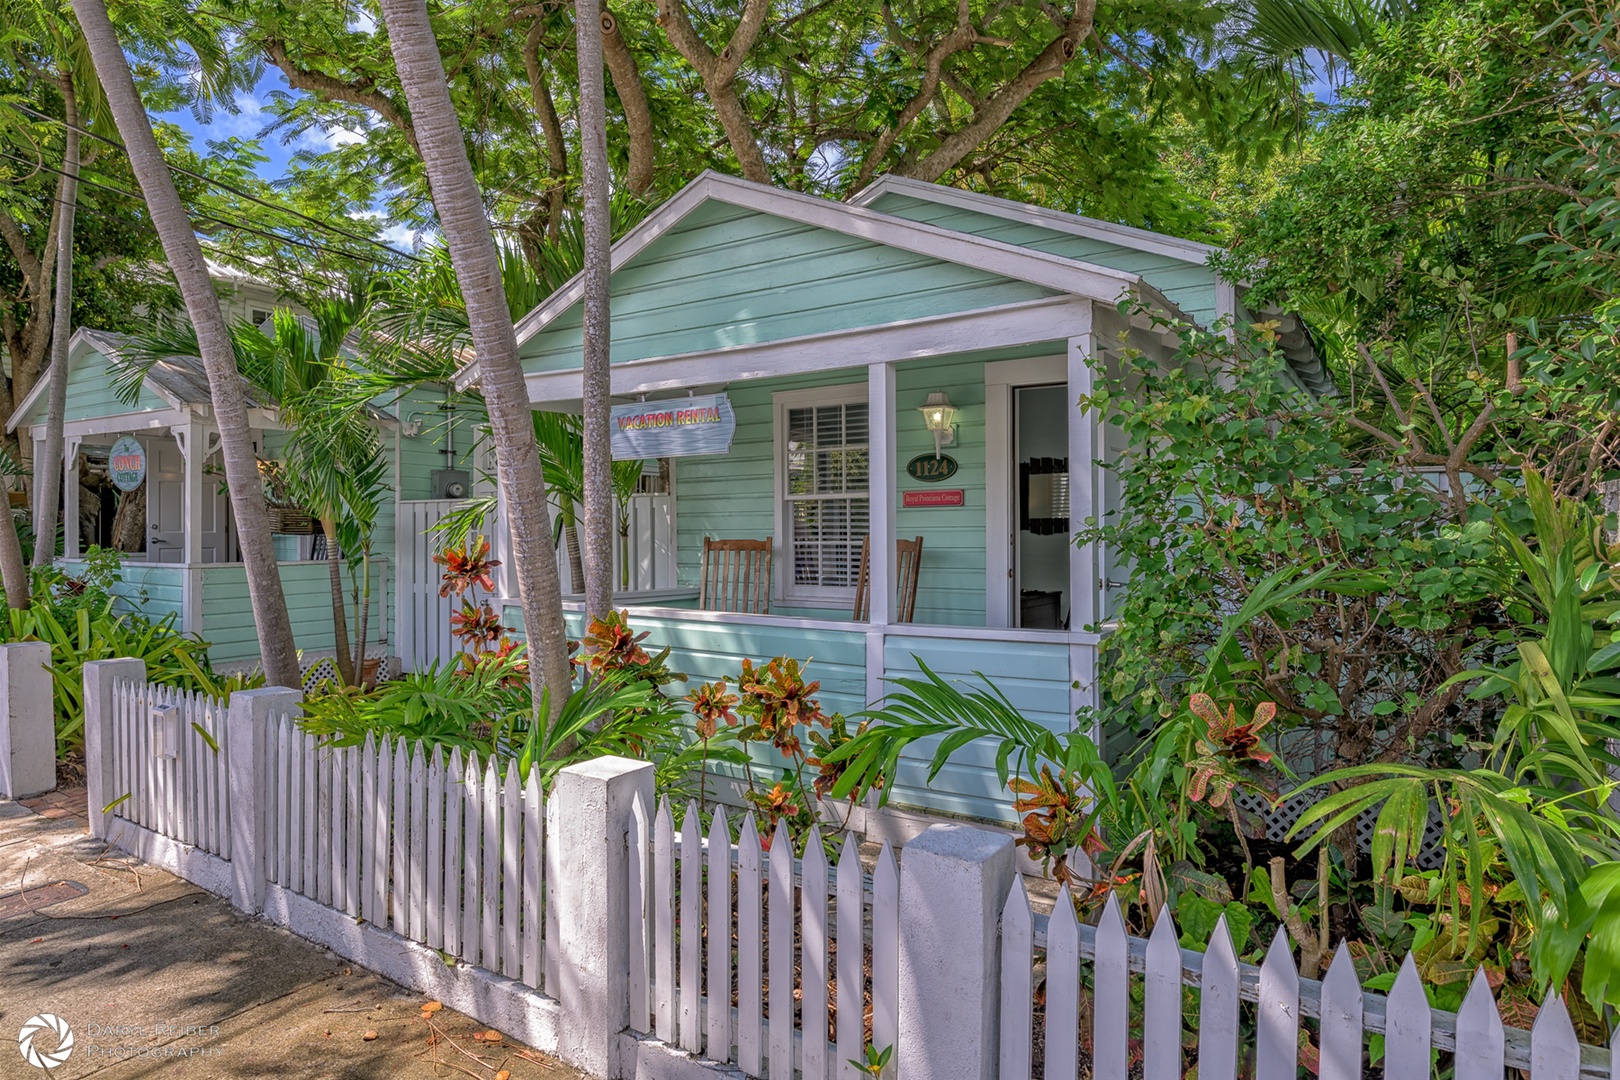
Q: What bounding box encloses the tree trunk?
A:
[322,517,356,686]
[0,493,27,609]
[34,72,80,571]
[352,554,372,687]
[110,482,145,552]
[73,0,302,690]
[376,0,574,714]
[577,0,615,627]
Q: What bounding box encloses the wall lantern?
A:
[917,392,958,459]
[151,704,182,760]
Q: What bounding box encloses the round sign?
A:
[108,436,146,491]
[905,453,959,483]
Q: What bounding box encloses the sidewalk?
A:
[0,788,587,1080]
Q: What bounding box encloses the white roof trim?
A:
[523,295,1097,404]
[7,328,185,433]
[848,174,1220,264]
[470,171,1146,392]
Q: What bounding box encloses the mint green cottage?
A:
[5,327,479,678]
[462,172,1329,822]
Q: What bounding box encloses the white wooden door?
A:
[194,445,234,563]
[147,439,184,562]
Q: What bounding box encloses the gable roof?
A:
[850,174,1221,264]
[7,328,274,433]
[849,175,1336,396]
[461,171,1191,391]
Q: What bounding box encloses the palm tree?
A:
[70,0,301,689]
[575,0,614,623]
[374,0,574,711]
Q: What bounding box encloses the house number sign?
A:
[905,453,959,483]
[108,436,146,491]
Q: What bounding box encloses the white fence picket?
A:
[679,802,702,1054]
[627,791,651,1033]
[871,842,898,1064]
[425,748,444,948]
[1044,884,1080,1080]
[303,731,319,898]
[460,753,481,964]
[707,806,732,1061]
[1454,967,1506,1080]
[442,748,464,959]
[288,722,305,894]
[1319,943,1363,1080]
[410,745,428,942]
[545,782,560,995]
[736,814,763,1077]
[281,719,297,889]
[1198,913,1240,1080]
[768,820,795,1080]
[998,876,1033,1080]
[522,773,543,989]
[391,739,409,931]
[326,741,343,910]
[501,770,520,977]
[316,736,332,906]
[344,744,360,917]
[800,827,828,1080]
[1144,907,1182,1080]
[836,834,865,1080]
[480,760,500,967]
[654,796,675,1044]
[1530,995,1580,1080]
[363,733,383,923]
[1384,949,1429,1075]
[1256,929,1300,1080]
[1093,892,1129,1077]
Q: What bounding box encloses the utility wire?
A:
[0,97,423,262]
[0,149,403,271]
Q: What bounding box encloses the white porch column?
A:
[29,435,45,531]
[177,417,206,636]
[1067,311,1099,634]
[866,361,897,706]
[62,436,81,559]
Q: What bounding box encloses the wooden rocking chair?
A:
[699,537,773,614]
[853,535,924,622]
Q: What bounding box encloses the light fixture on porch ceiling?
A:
[917,392,958,458]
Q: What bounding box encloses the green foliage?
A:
[0,553,241,755]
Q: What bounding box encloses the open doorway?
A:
[1014,384,1069,629]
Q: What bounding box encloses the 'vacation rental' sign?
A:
[610,394,736,460]
[108,436,146,491]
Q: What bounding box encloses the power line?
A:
[0,149,403,273]
[0,98,423,263]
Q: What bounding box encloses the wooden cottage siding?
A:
[863,192,1224,328]
[198,561,388,665]
[54,347,170,423]
[105,563,185,622]
[394,387,483,501]
[882,635,1073,822]
[516,200,1059,375]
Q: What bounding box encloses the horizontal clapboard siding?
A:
[199,561,388,664]
[866,192,1223,327]
[519,200,1058,372]
[883,635,1072,822]
[46,345,170,424]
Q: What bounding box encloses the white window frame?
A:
[772,383,870,608]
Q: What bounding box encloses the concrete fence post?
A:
[82,658,146,837]
[551,755,655,1077]
[226,686,301,914]
[896,822,1016,1080]
[0,642,55,800]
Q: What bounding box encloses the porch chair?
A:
[699,537,773,614]
[853,535,924,622]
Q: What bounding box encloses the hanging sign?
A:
[905,453,959,483]
[108,436,146,491]
[610,394,736,460]
[903,489,964,508]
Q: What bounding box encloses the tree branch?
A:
[601,6,655,195]
[261,38,419,153]
[654,0,771,182]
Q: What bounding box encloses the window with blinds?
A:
[781,395,869,599]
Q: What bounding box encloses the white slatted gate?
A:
[397,499,461,672]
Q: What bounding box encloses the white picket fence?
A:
[83,669,1619,1080]
[261,717,551,987]
[1005,884,1610,1080]
[107,679,231,858]
[630,797,898,1079]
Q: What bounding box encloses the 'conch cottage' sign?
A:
[610,393,736,460]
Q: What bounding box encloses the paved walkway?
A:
[0,788,585,1080]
